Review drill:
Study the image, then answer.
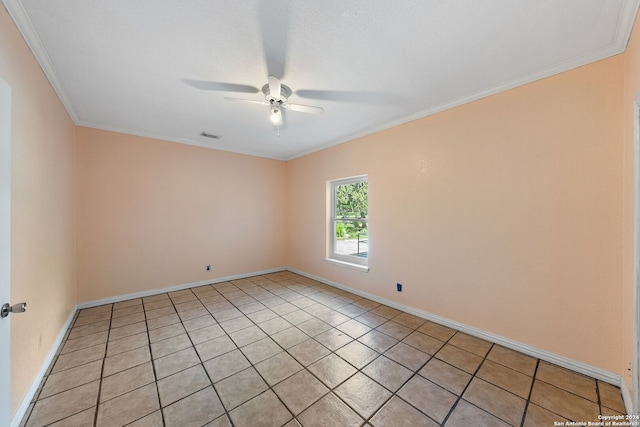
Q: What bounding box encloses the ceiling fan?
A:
[224,76,324,131]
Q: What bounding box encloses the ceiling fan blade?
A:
[295,89,403,105]
[258,1,289,79]
[283,103,324,114]
[183,79,260,93]
[268,76,282,100]
[224,97,270,106]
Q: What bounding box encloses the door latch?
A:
[1,302,27,318]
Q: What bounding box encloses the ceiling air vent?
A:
[200,131,221,139]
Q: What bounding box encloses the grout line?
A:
[519,358,541,427]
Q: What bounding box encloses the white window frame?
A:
[326,175,369,272]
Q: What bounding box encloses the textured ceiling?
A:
[4,0,639,159]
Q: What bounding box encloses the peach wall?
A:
[622,7,640,402]
[76,128,287,302]
[0,7,77,417]
[287,55,625,375]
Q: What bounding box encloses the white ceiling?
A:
[4,0,639,160]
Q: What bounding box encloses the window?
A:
[327,175,368,270]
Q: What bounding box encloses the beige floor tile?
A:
[255,351,303,386]
[297,318,332,336]
[392,313,426,330]
[127,410,163,426]
[157,364,211,407]
[402,331,445,355]
[61,331,109,354]
[73,312,112,327]
[337,304,367,317]
[317,310,351,327]
[486,345,537,376]
[195,334,237,361]
[182,314,217,332]
[214,307,245,322]
[150,333,192,359]
[215,367,268,410]
[308,353,358,389]
[530,380,600,422]
[203,348,252,383]
[247,308,279,324]
[355,312,387,328]
[274,370,329,415]
[27,381,100,427]
[144,305,176,321]
[362,356,413,392]
[304,303,333,317]
[146,313,180,330]
[335,372,392,419]
[257,316,293,335]
[51,343,106,373]
[418,321,457,341]
[148,323,185,343]
[111,312,146,329]
[476,359,532,398]
[297,392,362,427]
[174,299,204,312]
[142,299,173,312]
[230,325,269,347]
[112,305,144,319]
[100,362,155,402]
[68,320,110,340]
[419,358,471,396]
[314,328,353,351]
[179,306,210,321]
[163,386,225,427]
[523,403,569,427]
[446,400,510,427]
[154,347,200,379]
[435,344,483,374]
[376,321,412,340]
[106,332,148,357]
[370,396,439,427]
[281,309,314,325]
[241,337,283,364]
[598,380,626,413]
[113,299,142,310]
[108,322,147,341]
[229,390,293,427]
[336,340,379,369]
[40,359,102,398]
[463,377,526,425]
[536,362,597,402]
[78,305,112,317]
[96,383,159,427]
[358,330,399,353]
[103,346,151,377]
[219,315,254,333]
[449,332,492,357]
[48,407,96,426]
[384,342,430,371]
[287,338,330,366]
[398,376,457,423]
[336,319,372,339]
[371,305,402,319]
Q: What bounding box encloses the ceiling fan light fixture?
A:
[270,105,282,126]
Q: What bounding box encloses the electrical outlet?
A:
[397,283,402,292]
[206,265,211,271]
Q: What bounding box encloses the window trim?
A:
[327,175,369,271]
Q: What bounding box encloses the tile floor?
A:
[21,271,627,426]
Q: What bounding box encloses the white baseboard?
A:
[287,267,626,392]
[11,307,77,427]
[77,267,287,309]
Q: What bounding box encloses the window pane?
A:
[335,181,368,219]
[335,220,368,259]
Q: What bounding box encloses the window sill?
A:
[325,258,370,272]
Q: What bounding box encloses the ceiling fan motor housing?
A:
[262,83,292,103]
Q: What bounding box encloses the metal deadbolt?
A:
[1,302,27,318]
